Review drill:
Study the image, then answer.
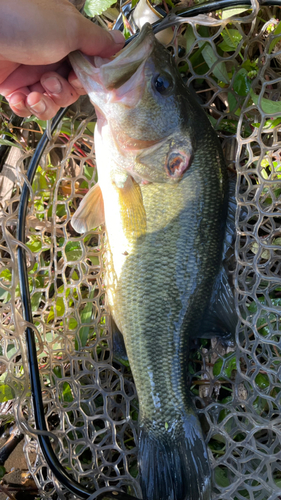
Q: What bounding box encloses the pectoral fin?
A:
[116,176,146,240]
[71,183,104,234]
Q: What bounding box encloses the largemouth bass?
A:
[69,24,234,500]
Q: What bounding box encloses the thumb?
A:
[75,17,125,58]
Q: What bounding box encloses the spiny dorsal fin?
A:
[71,183,104,234]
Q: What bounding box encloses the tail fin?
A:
[138,413,211,500]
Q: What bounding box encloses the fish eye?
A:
[154,74,172,94]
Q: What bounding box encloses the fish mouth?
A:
[68,23,155,93]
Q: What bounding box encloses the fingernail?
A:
[11,100,26,111]
[29,100,46,114]
[109,30,125,46]
[71,77,84,90]
[42,76,62,94]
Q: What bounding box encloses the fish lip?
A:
[100,23,155,89]
[68,51,99,77]
[68,23,156,91]
[106,23,155,68]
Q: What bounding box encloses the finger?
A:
[9,91,61,119]
[0,61,20,87]
[0,62,62,96]
[7,90,31,117]
[29,82,45,93]
[41,72,80,107]
[68,70,87,96]
[75,20,125,58]
[26,92,60,120]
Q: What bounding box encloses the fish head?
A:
[69,24,198,183]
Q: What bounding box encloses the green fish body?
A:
[70,24,232,500]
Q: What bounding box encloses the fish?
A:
[69,23,236,500]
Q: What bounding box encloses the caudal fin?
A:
[138,413,211,500]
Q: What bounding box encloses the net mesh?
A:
[0,2,281,498]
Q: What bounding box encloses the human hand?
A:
[0,0,125,120]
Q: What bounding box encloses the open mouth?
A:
[69,23,155,91]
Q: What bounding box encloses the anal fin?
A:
[198,265,236,345]
[110,317,129,367]
[196,175,242,344]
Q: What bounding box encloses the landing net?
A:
[0,1,280,498]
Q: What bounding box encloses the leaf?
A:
[85,121,96,135]
[32,170,49,193]
[130,463,138,478]
[56,203,66,218]
[0,384,15,403]
[84,0,116,16]
[76,289,96,348]
[218,40,235,52]
[89,255,99,266]
[0,466,6,479]
[0,138,21,148]
[26,236,42,253]
[213,354,236,378]
[62,382,74,402]
[31,292,42,312]
[66,249,83,262]
[84,164,94,180]
[69,317,78,330]
[233,69,251,97]
[7,344,17,360]
[219,29,242,51]
[214,467,230,487]
[269,21,281,54]
[255,373,270,389]
[253,117,281,129]
[0,288,11,304]
[47,297,66,322]
[23,117,46,129]
[0,130,17,139]
[208,115,217,127]
[65,241,83,262]
[55,297,65,316]
[228,92,238,112]
[267,117,281,128]
[185,25,196,53]
[0,269,12,281]
[53,366,62,378]
[165,0,174,8]
[250,89,281,114]
[221,6,249,19]
[199,42,229,84]
[251,242,270,259]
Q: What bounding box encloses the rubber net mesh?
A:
[0,2,281,498]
